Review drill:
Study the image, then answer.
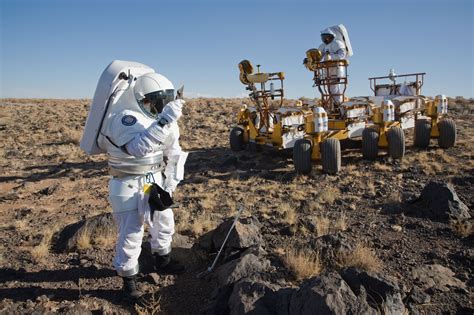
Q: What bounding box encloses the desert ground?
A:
[0,97,472,314]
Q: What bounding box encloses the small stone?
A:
[411,264,466,292]
[145,272,161,285]
[91,263,101,270]
[391,225,403,232]
[215,251,270,286]
[212,217,262,251]
[418,181,470,222]
[408,286,431,304]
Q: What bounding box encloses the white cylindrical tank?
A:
[313,106,328,133]
[435,94,448,114]
[383,100,395,122]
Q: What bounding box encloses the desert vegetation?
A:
[0,97,472,314]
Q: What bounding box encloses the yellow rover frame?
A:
[232,60,310,152]
[368,72,456,149]
[298,52,408,172]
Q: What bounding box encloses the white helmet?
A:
[133,72,175,118]
[320,27,336,45]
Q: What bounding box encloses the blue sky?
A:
[1,0,473,99]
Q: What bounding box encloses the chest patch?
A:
[121,115,137,126]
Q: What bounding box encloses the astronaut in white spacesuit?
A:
[318,27,349,106]
[96,71,187,302]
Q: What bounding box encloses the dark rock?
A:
[227,280,294,315]
[54,213,116,252]
[197,230,215,251]
[310,232,356,265]
[289,272,375,315]
[228,280,275,315]
[215,251,270,286]
[212,217,262,251]
[411,264,466,292]
[0,189,19,201]
[14,207,32,220]
[61,303,92,315]
[407,286,431,304]
[38,183,60,196]
[418,181,470,221]
[340,268,405,315]
[452,249,474,267]
[172,233,193,249]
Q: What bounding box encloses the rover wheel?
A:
[321,138,341,174]
[362,128,379,160]
[414,119,431,148]
[230,127,245,151]
[387,127,405,159]
[293,139,312,175]
[438,118,456,149]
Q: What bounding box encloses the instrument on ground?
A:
[197,205,245,279]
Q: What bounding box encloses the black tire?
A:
[321,138,341,174]
[387,127,405,159]
[362,128,379,160]
[414,119,431,148]
[230,127,245,151]
[293,139,312,174]
[438,119,456,149]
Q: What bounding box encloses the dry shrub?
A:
[135,293,161,315]
[314,215,330,237]
[340,165,362,185]
[175,209,190,233]
[76,225,92,250]
[273,247,286,256]
[316,186,341,204]
[366,181,376,196]
[283,248,322,281]
[424,161,443,175]
[12,219,28,231]
[436,149,455,164]
[30,242,50,263]
[373,162,392,172]
[334,212,348,232]
[60,129,81,145]
[198,193,216,211]
[337,244,382,272]
[190,213,217,236]
[30,227,58,262]
[311,212,347,237]
[280,202,297,225]
[450,220,473,238]
[344,164,357,173]
[307,200,322,212]
[289,184,307,202]
[94,226,116,247]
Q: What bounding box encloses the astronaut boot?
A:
[154,253,185,275]
[121,276,142,303]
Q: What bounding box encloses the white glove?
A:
[160,99,185,124]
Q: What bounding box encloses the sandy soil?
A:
[0,97,472,314]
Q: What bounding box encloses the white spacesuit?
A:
[80,61,187,302]
[318,26,351,106]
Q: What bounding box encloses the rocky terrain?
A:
[0,97,472,314]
